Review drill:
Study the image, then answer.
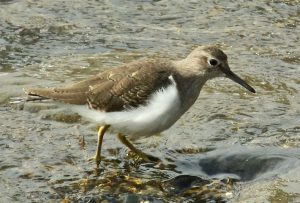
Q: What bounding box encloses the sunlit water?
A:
[0,0,299,202]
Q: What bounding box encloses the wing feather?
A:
[25,59,174,111]
[87,59,173,112]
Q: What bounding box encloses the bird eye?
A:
[208,58,219,66]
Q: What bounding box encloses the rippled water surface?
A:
[0,0,299,202]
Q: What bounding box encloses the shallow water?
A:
[0,0,299,202]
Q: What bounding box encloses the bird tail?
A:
[24,87,51,101]
[24,87,87,105]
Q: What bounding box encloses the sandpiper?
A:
[24,46,255,168]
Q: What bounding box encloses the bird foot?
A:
[129,150,160,163]
[87,155,102,169]
[142,153,160,163]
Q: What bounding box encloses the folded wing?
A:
[25,59,173,112]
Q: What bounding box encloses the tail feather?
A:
[24,87,88,105]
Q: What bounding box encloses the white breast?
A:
[72,76,182,140]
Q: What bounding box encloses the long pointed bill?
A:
[221,68,256,93]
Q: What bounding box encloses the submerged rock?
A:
[39,108,81,123]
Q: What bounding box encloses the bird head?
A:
[185,46,255,93]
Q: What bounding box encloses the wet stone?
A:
[123,194,163,203]
[163,175,210,194]
[74,196,112,203]
[162,175,234,202]
[123,194,139,203]
[198,153,285,181]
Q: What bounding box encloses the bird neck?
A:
[171,66,209,114]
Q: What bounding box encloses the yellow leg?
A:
[117,133,159,162]
[95,125,110,168]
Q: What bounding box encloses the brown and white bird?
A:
[24,46,255,168]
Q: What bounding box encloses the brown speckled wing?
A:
[25,59,173,112]
[87,59,173,112]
